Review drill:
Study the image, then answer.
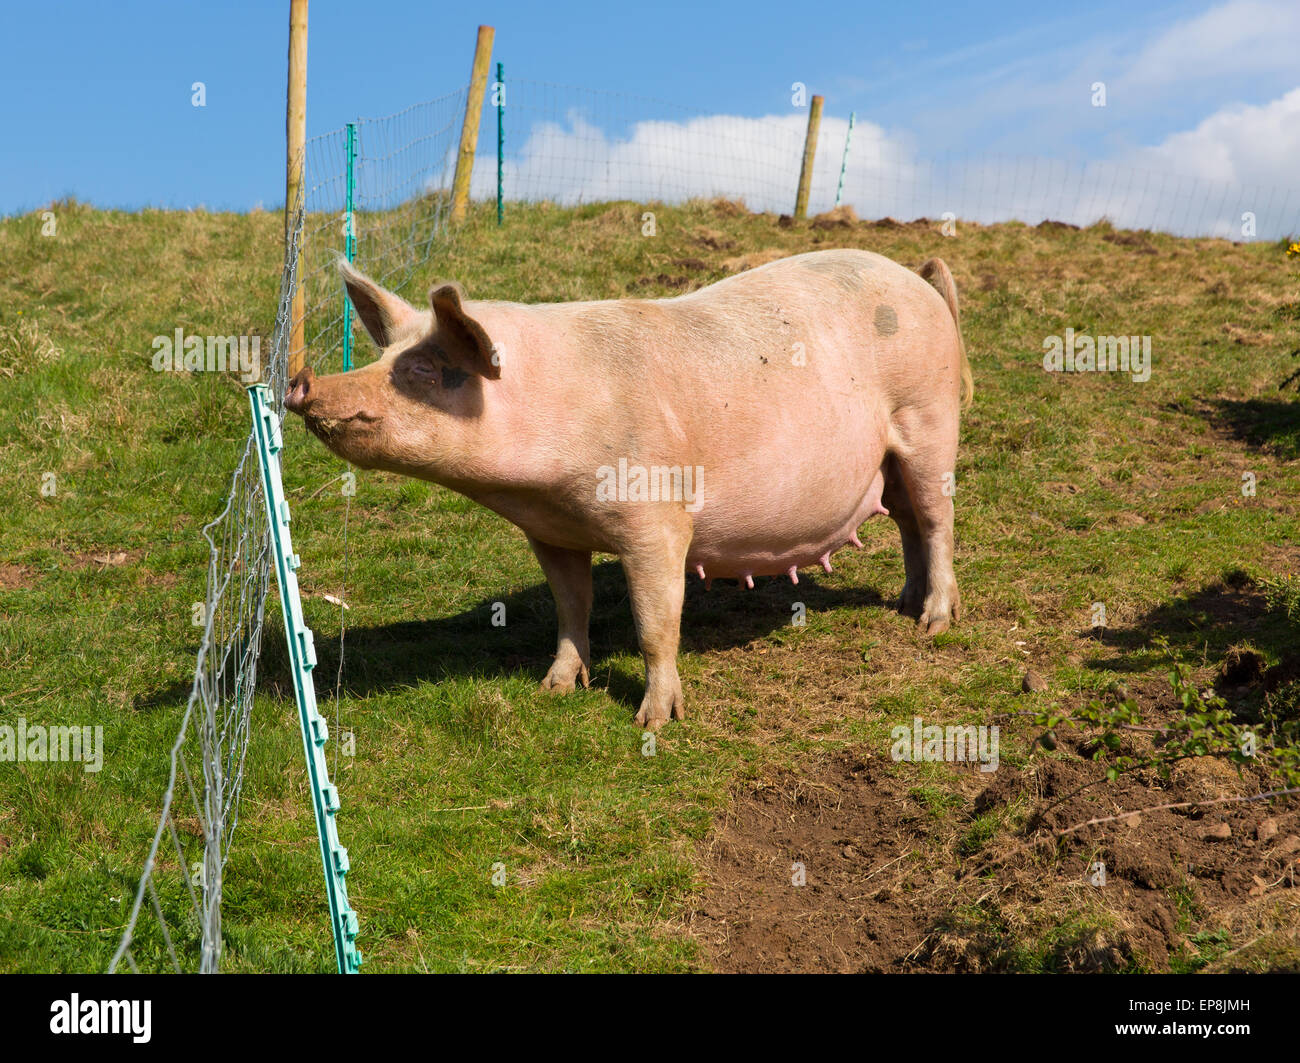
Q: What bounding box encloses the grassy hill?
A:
[1,198,1298,972]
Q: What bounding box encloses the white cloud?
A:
[461,100,1297,239]
[471,110,913,215]
[894,0,1300,163]
[1120,0,1300,90]
[1128,86,1300,188]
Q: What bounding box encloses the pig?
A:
[284,249,972,730]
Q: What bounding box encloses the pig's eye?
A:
[404,357,439,385]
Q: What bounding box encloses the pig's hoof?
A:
[540,659,589,694]
[634,687,685,731]
[917,593,960,636]
[919,613,950,636]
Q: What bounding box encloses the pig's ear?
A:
[429,283,501,380]
[338,259,419,348]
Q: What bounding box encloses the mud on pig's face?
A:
[283,262,501,474]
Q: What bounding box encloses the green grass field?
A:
[1,198,1298,972]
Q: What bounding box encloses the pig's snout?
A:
[285,367,314,414]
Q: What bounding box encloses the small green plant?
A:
[1034,638,1300,787]
[1171,928,1231,973]
[909,785,964,819]
[1260,574,1300,623]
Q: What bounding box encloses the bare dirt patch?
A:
[690,226,736,251]
[693,745,1300,972]
[0,563,34,590]
[810,205,860,229]
[66,548,142,570]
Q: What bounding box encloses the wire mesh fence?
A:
[113,93,465,973]
[301,90,467,375]
[473,81,804,208]
[819,146,1297,240]
[108,217,299,971]
[469,81,1298,241]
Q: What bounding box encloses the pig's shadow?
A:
[291,560,886,713]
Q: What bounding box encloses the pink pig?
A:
[285,249,972,729]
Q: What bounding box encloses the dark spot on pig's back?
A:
[874,305,899,337]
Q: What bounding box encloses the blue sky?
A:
[4,0,1298,219]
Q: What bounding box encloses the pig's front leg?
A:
[620,511,693,730]
[528,536,592,693]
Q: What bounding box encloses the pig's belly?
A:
[685,455,889,582]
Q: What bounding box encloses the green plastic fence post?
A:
[248,384,362,974]
[835,112,855,209]
[496,62,504,227]
[342,121,357,372]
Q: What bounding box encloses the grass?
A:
[0,196,1298,971]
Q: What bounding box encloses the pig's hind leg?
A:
[881,452,928,619]
[529,536,593,693]
[884,407,962,635]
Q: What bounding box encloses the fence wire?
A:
[112,92,465,973]
[474,81,802,210]
[108,214,298,972]
[471,81,1298,240]
[302,91,466,374]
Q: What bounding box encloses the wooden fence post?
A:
[794,94,823,221]
[286,0,308,377]
[450,25,495,225]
